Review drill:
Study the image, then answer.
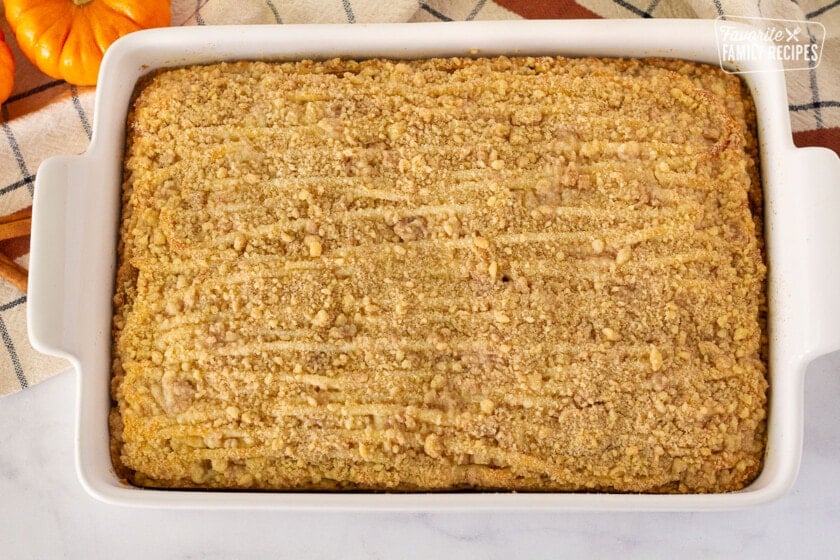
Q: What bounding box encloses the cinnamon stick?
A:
[0,207,32,225]
[0,252,27,293]
[0,217,31,241]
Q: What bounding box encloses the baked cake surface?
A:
[112,56,767,492]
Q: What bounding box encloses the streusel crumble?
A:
[112,56,766,492]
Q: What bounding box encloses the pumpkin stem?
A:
[72,0,93,6]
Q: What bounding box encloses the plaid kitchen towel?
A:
[0,0,838,396]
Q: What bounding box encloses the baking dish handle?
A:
[796,146,840,361]
[27,155,85,361]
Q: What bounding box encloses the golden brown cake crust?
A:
[112,56,767,493]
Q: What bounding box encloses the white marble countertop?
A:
[1,352,838,559]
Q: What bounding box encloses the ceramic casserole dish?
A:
[27,20,840,509]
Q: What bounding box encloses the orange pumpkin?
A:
[5,0,170,86]
[0,29,14,104]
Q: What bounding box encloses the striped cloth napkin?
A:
[0,0,837,396]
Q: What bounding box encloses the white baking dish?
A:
[28,20,840,510]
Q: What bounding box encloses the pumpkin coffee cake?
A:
[111,56,767,492]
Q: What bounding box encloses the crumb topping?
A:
[112,56,766,492]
